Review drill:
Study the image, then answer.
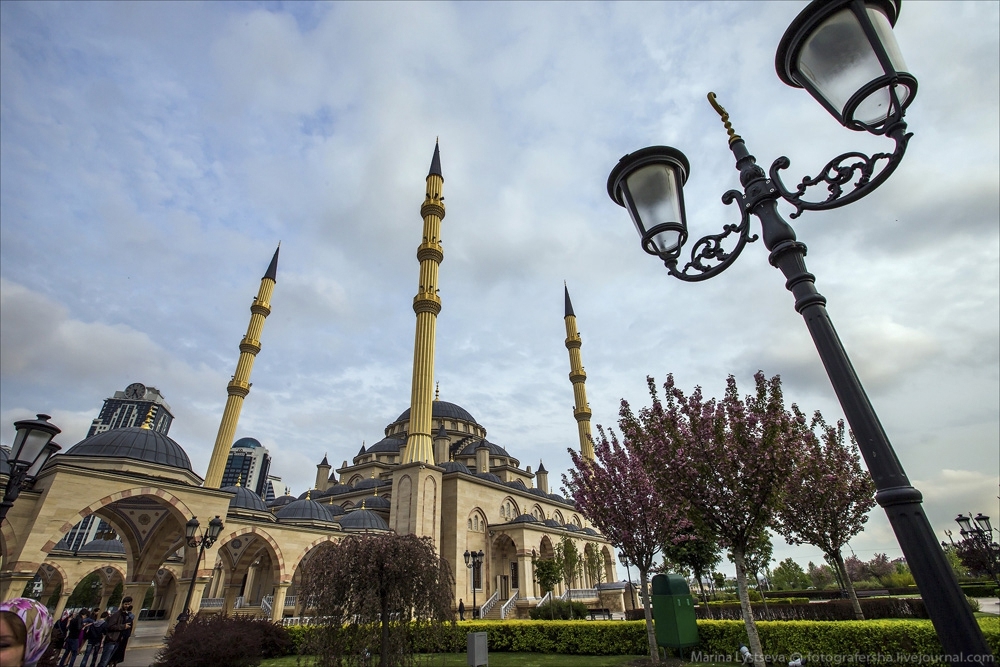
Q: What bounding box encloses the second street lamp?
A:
[606,0,989,658]
[1,414,62,522]
[177,515,224,624]
[463,549,484,619]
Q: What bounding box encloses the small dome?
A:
[547,493,568,504]
[528,488,549,498]
[439,461,471,475]
[354,477,387,491]
[222,485,268,513]
[298,488,322,500]
[504,480,527,491]
[339,507,390,531]
[64,427,192,471]
[324,503,346,517]
[475,472,501,484]
[276,498,337,524]
[353,495,391,510]
[542,518,561,528]
[392,401,477,426]
[78,538,126,555]
[563,523,580,532]
[232,437,263,449]
[458,439,511,458]
[366,437,406,454]
[325,484,352,496]
[267,494,296,508]
[582,527,598,536]
[510,514,537,524]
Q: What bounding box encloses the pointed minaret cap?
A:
[357,443,367,456]
[264,243,280,282]
[564,282,575,318]
[436,423,448,438]
[320,454,329,467]
[428,139,443,180]
[537,460,548,474]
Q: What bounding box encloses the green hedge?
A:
[284,619,999,661]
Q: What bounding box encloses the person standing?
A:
[458,599,465,621]
[97,597,132,667]
[106,602,134,667]
[80,611,107,667]
[57,608,89,666]
[0,597,55,667]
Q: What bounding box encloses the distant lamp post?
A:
[176,515,224,624]
[1,414,61,522]
[618,552,637,609]
[955,513,1000,588]
[606,0,989,657]
[463,549,484,619]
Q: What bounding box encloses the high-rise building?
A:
[220,437,272,498]
[262,474,288,502]
[86,383,174,437]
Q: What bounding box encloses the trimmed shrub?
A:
[696,597,929,621]
[528,600,589,620]
[961,582,999,597]
[153,615,293,667]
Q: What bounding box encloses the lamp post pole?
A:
[177,516,223,624]
[619,552,637,610]
[605,0,989,657]
[464,549,484,619]
[1,414,61,522]
[956,513,1000,589]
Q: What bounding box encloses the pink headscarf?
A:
[0,597,53,666]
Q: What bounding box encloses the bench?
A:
[855,589,890,598]
[587,607,612,620]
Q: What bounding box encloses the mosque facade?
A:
[0,143,622,629]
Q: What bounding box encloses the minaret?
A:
[564,284,594,461]
[203,245,279,488]
[401,141,445,465]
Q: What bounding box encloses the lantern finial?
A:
[708,93,742,146]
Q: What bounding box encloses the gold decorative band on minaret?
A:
[564,284,595,461]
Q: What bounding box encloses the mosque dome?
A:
[528,488,549,498]
[439,461,471,475]
[354,477,388,491]
[352,495,391,511]
[510,514,537,524]
[542,518,561,528]
[78,538,126,555]
[64,427,192,471]
[339,507,390,532]
[457,439,511,458]
[504,480,527,491]
[582,527,599,536]
[298,488,323,500]
[232,437,263,449]
[276,498,337,525]
[562,523,581,532]
[324,503,346,517]
[267,494,296,508]
[475,472,502,484]
[547,493,569,504]
[391,401,478,427]
[322,483,352,496]
[222,485,269,513]
[366,437,406,454]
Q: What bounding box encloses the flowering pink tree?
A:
[564,426,690,663]
[622,372,803,667]
[774,414,876,619]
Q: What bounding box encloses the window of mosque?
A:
[554,510,564,523]
[572,515,581,527]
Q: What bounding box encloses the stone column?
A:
[0,572,35,602]
[222,582,241,615]
[271,583,290,622]
[53,591,72,618]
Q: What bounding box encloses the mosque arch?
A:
[466,508,487,533]
[490,533,518,600]
[498,497,519,522]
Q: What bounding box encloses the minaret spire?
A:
[564,283,594,461]
[401,142,446,464]
[203,245,279,488]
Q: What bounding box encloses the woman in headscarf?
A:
[0,597,55,667]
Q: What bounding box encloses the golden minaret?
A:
[401,141,445,464]
[564,284,594,461]
[204,245,279,488]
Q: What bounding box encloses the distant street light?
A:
[605,0,988,657]
[176,515,224,624]
[463,549,485,619]
[955,513,1000,588]
[1,414,61,522]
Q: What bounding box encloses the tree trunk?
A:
[732,549,764,667]
[696,575,712,620]
[639,568,659,663]
[380,594,390,667]
[833,550,864,620]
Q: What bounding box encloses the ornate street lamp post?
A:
[176,515,224,624]
[618,552,637,610]
[1,414,61,522]
[606,0,989,656]
[955,513,1000,588]
[463,549,484,619]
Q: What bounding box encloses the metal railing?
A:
[500,590,518,619]
[284,595,298,608]
[567,588,598,600]
[234,596,246,609]
[479,590,500,618]
[536,591,551,607]
[261,595,272,616]
[200,598,225,609]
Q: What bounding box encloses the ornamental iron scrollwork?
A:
[770,123,912,219]
[665,190,758,282]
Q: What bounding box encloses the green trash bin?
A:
[651,573,699,651]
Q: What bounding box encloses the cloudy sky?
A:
[2,1,997,575]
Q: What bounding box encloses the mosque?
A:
[0,143,622,628]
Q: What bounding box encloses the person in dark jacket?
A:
[96,598,132,667]
[57,608,89,666]
[79,611,107,667]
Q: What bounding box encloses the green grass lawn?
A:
[262,654,652,667]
